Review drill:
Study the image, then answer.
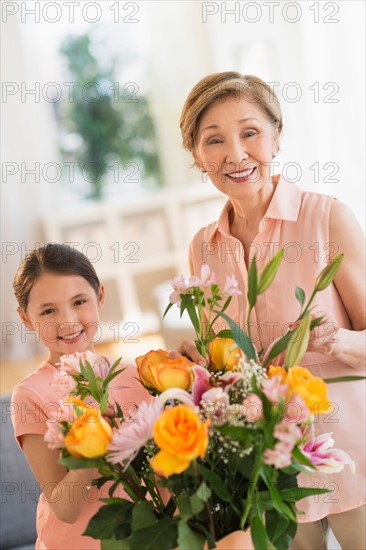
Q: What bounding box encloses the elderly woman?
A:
[176,72,365,549]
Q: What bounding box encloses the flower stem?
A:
[247,306,253,342]
[299,290,317,320]
[239,453,262,530]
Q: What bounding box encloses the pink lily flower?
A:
[300,428,355,474]
[201,387,230,423]
[192,365,212,405]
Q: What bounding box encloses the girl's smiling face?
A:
[19,272,104,365]
[193,95,279,199]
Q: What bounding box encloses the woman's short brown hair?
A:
[180,71,283,159]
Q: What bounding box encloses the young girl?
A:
[11,243,149,550]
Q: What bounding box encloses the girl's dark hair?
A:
[13,243,100,311]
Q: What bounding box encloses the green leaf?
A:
[100,497,129,504]
[181,294,200,334]
[177,494,191,519]
[217,424,256,444]
[278,487,330,502]
[257,249,284,294]
[189,494,205,516]
[129,517,178,550]
[324,375,366,383]
[163,301,174,319]
[210,329,233,342]
[284,314,311,368]
[247,255,258,308]
[102,360,125,389]
[291,447,316,469]
[115,400,124,420]
[178,522,205,550]
[251,515,269,550]
[131,501,157,531]
[262,330,295,369]
[101,537,131,549]
[260,468,296,521]
[99,390,109,414]
[214,310,257,360]
[84,360,100,399]
[314,253,344,291]
[199,466,232,503]
[58,456,101,469]
[195,481,211,503]
[265,509,289,543]
[83,502,134,540]
[295,286,305,307]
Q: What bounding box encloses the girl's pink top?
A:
[11,361,152,549]
[189,173,366,522]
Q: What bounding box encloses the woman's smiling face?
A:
[194,95,279,199]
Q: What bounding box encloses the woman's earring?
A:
[272,151,278,158]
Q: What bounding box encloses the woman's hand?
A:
[169,340,208,367]
[288,310,340,357]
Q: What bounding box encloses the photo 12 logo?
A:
[1,1,140,24]
[202,1,340,24]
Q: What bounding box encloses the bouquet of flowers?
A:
[45,252,356,550]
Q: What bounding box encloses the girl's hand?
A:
[169,340,208,367]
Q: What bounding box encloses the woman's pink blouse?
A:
[189,174,366,522]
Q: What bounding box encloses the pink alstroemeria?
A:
[107,399,163,467]
[58,351,111,380]
[263,446,292,469]
[44,420,65,449]
[262,375,288,403]
[243,394,263,422]
[169,275,188,306]
[274,419,302,451]
[51,369,77,394]
[300,427,355,474]
[284,394,311,424]
[188,264,216,289]
[223,274,242,297]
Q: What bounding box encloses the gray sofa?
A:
[0,393,39,550]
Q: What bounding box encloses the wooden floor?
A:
[1,334,165,396]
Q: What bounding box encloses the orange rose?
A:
[136,350,193,393]
[151,405,209,476]
[64,405,112,458]
[209,338,244,372]
[267,365,287,383]
[286,366,332,414]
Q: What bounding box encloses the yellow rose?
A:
[286,366,332,414]
[64,406,112,458]
[267,365,287,383]
[209,338,244,372]
[151,405,209,476]
[136,350,194,393]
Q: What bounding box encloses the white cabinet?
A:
[42,183,226,347]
